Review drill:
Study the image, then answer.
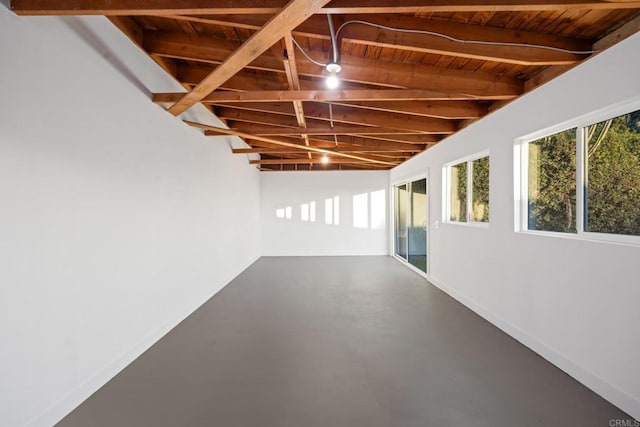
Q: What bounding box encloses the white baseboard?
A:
[426,274,640,421]
[27,256,260,427]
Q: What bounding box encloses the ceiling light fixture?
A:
[321,154,330,164]
[325,15,341,90]
[325,70,340,89]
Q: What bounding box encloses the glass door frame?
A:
[391,173,429,278]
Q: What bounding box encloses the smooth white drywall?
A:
[391,33,640,419]
[0,8,260,427]
[261,171,389,255]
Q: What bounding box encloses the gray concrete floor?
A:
[58,256,631,426]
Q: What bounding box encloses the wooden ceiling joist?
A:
[330,100,486,120]
[204,99,482,121]
[249,158,400,166]
[242,135,431,151]
[153,89,496,104]
[232,146,421,154]
[177,13,592,66]
[281,34,312,157]
[222,124,431,136]
[185,120,396,166]
[12,0,640,16]
[165,0,333,116]
[143,31,523,98]
[215,107,456,134]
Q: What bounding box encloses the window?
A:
[527,129,577,233]
[471,157,490,222]
[585,110,640,236]
[285,206,292,219]
[449,162,467,222]
[518,105,640,240]
[445,153,490,224]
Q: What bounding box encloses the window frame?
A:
[443,150,490,227]
[515,97,640,246]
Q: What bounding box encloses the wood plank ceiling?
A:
[12,1,640,171]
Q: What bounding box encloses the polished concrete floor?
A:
[59,256,630,426]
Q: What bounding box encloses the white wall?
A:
[0,8,261,427]
[391,33,640,419]
[261,171,389,255]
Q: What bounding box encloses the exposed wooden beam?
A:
[232,146,421,154]
[144,31,523,97]
[338,15,588,66]
[158,94,478,123]
[166,0,333,116]
[250,158,400,165]
[177,66,287,91]
[243,135,430,151]
[258,150,409,162]
[107,16,143,45]
[205,99,483,120]
[13,0,640,16]
[524,14,640,92]
[593,13,640,51]
[165,13,589,66]
[153,89,492,103]
[321,0,640,13]
[304,104,459,133]
[186,121,396,166]
[354,134,440,144]
[282,34,312,158]
[215,106,457,134]
[315,135,435,149]
[330,53,523,97]
[312,134,439,146]
[220,109,305,128]
[175,63,371,92]
[330,100,486,120]
[222,124,428,136]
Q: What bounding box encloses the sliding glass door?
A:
[394,178,428,274]
[395,184,408,260]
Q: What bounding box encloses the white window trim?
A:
[442,149,490,227]
[515,96,640,246]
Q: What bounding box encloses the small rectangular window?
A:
[285,206,292,219]
[449,162,468,222]
[333,196,340,226]
[445,154,489,224]
[527,129,576,233]
[471,157,490,222]
[585,110,640,236]
[301,203,309,222]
